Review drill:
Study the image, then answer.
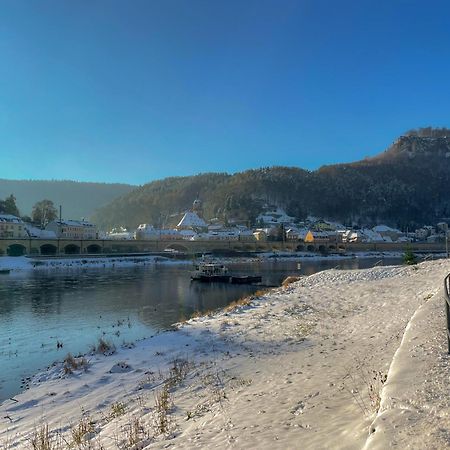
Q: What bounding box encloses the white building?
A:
[135,224,182,240]
[256,207,296,226]
[46,219,98,239]
[192,229,240,241]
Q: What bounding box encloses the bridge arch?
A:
[64,244,80,255]
[87,244,102,254]
[7,244,27,256]
[296,244,305,252]
[40,244,57,256]
[318,245,327,253]
[306,244,315,252]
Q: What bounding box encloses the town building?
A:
[304,230,335,244]
[135,224,182,240]
[256,207,296,227]
[0,214,27,238]
[372,225,404,242]
[46,219,98,239]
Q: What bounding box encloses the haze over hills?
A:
[92,128,450,230]
[0,179,135,220]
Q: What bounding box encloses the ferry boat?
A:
[191,262,231,282]
[191,261,262,284]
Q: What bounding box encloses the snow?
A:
[256,208,296,226]
[47,219,96,228]
[0,214,23,223]
[24,224,57,238]
[1,260,450,449]
[176,212,207,229]
[372,225,401,233]
[0,255,188,272]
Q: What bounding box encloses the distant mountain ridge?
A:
[92,128,450,230]
[0,179,135,220]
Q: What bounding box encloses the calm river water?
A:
[0,256,402,402]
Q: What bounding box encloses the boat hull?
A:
[191,274,231,283]
[230,275,262,284]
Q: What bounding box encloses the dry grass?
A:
[152,386,174,436]
[71,415,94,446]
[253,288,270,297]
[95,338,115,355]
[29,424,59,450]
[110,402,126,419]
[63,353,89,375]
[166,358,191,388]
[124,416,147,448]
[223,296,251,312]
[282,275,302,287]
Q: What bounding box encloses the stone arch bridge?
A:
[0,238,445,257]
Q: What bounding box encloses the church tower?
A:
[192,197,203,218]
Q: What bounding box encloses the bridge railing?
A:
[444,274,450,354]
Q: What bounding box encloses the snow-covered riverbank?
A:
[0,250,422,273]
[1,259,450,449]
[0,255,188,272]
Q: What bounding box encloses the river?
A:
[0,256,402,403]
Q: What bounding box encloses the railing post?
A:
[444,275,450,354]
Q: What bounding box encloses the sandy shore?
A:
[1,259,450,449]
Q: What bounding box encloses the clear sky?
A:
[1,0,449,185]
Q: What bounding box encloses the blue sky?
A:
[1,0,449,185]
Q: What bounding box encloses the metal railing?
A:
[444,274,450,354]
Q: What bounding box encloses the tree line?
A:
[0,195,58,228]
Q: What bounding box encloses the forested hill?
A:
[92,128,450,230]
[0,179,135,219]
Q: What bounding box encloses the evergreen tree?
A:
[0,194,20,216]
[403,245,417,265]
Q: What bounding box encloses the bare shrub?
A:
[368,370,388,411]
[342,362,388,416]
